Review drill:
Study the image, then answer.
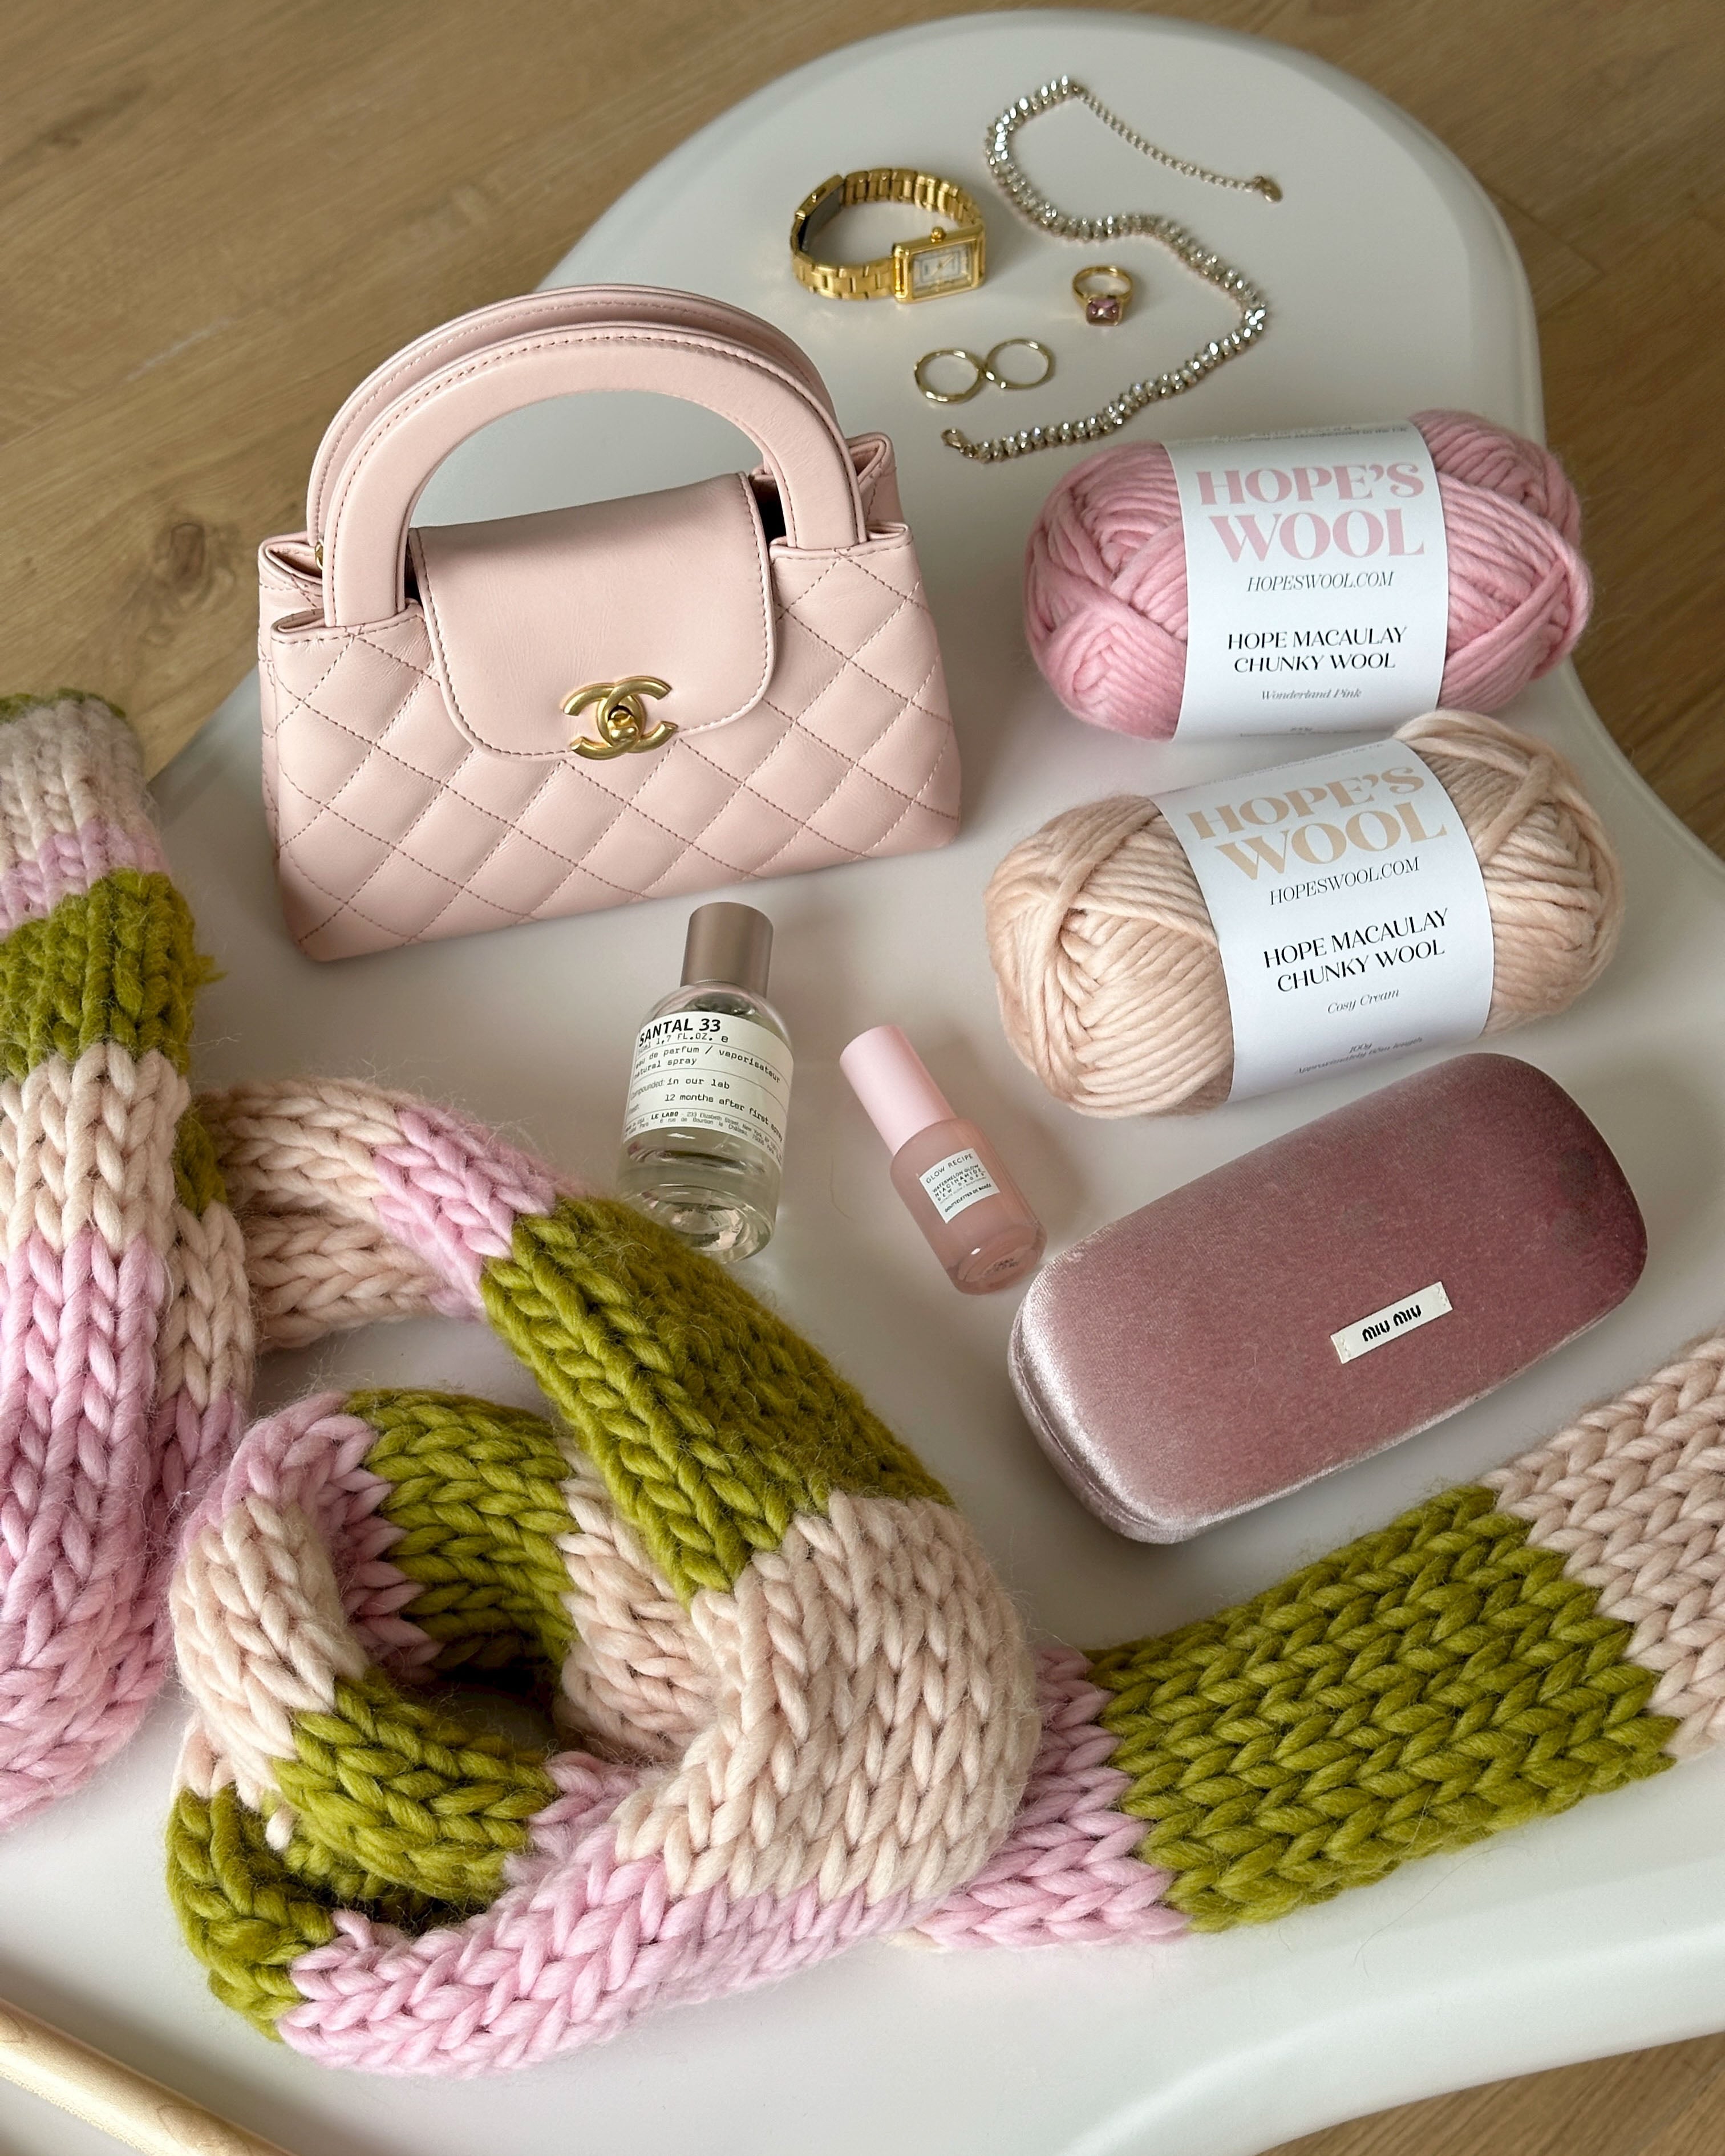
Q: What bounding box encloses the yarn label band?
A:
[919,1147,1002,1223]
[1152,739,1495,1099]
[1164,422,1449,736]
[621,1013,793,1165]
[1331,1280,1453,1364]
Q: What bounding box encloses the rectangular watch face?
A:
[900,234,981,299]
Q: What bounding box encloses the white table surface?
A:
[4,13,1723,2155]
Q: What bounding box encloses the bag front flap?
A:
[408,471,774,759]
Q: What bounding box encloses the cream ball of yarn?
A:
[985,710,1624,1117]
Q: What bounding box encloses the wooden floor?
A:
[3,2,1723,2150]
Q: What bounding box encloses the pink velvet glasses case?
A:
[1010,1055,1647,1541]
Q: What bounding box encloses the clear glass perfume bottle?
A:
[617,903,792,1261]
[841,1024,1046,1293]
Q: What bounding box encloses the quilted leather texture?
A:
[260,524,958,960]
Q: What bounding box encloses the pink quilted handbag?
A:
[257,287,959,959]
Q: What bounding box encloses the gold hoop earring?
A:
[981,338,1055,389]
[914,347,986,404]
[915,338,1056,403]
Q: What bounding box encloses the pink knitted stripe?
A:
[277,1649,1181,2076]
[910,1646,1184,1950]
[280,1758,921,2076]
[185,1395,436,1671]
[0,1232,169,1824]
[371,1103,561,1306]
[0,817,167,937]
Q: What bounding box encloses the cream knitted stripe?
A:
[174,1498,365,1814]
[172,1396,441,1809]
[156,1201,253,1419]
[175,1712,237,1804]
[556,1448,714,1763]
[198,1081,564,1316]
[608,1492,1040,1906]
[1486,1326,1725,1756]
[0,1047,189,1256]
[0,699,164,880]
[180,1392,439,1673]
[198,1081,471,1345]
[149,1178,255,1577]
[240,1212,451,1350]
[198,1081,404,1222]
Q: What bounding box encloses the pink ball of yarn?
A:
[1024,412,1593,737]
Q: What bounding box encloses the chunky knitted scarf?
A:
[0,694,250,1825]
[2,695,1721,2076]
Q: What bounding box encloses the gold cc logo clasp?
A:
[561,676,677,760]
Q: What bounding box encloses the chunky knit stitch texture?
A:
[5,696,1712,2069]
[1089,1486,1674,1928]
[163,1092,1063,2072]
[0,694,248,1827]
[163,1063,1725,2072]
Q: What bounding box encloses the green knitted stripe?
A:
[172,1107,229,1217]
[273,1668,557,1908]
[351,1388,578,1675]
[0,688,123,724]
[1089,1485,1678,1931]
[0,872,210,1079]
[165,1778,461,2039]
[252,1813,451,1935]
[480,1195,947,1602]
[167,1784,334,2039]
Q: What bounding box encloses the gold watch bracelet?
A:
[789,168,986,301]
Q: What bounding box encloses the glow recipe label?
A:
[1164,423,1449,735]
[1153,739,1493,1100]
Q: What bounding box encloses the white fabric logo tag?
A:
[1331,1281,1453,1364]
[1153,739,1495,1100]
[1164,423,1449,736]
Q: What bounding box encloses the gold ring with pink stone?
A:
[1072,264,1135,326]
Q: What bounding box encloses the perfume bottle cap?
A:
[681,902,773,996]
[841,1025,955,1156]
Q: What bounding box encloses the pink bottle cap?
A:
[841,1024,954,1156]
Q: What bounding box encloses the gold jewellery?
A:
[1073,265,1135,326]
[914,339,1055,405]
[942,76,1279,461]
[789,168,986,302]
[562,678,676,761]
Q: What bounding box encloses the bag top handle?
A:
[318,323,866,628]
[306,286,839,544]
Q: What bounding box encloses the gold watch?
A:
[789,168,986,302]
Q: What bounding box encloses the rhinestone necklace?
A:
[942,77,1278,462]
